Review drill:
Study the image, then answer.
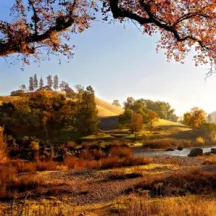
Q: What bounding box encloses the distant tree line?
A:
[118,97,178,134]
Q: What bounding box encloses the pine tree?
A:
[39,77,44,89]
[53,75,59,90]
[29,77,34,92]
[47,75,53,89]
[33,74,38,89]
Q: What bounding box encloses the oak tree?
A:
[112,99,121,107]
[0,0,215,72]
[183,107,206,129]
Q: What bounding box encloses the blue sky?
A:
[0,2,216,116]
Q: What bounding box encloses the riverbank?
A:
[1,154,216,215]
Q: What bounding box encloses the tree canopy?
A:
[183,107,206,129]
[0,0,216,70]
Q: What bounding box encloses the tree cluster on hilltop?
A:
[119,97,178,133]
[3,85,98,140]
[11,74,76,98]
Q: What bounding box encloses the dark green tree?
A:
[33,74,38,89]
[47,75,53,90]
[112,100,121,107]
[39,77,44,89]
[29,77,34,92]
[53,75,59,90]
[75,86,98,134]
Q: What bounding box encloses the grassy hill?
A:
[209,111,216,123]
[95,97,123,117]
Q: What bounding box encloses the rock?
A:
[203,151,212,156]
[177,146,183,151]
[166,148,175,151]
[188,148,203,157]
[211,148,216,154]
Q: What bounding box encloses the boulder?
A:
[203,151,212,156]
[177,146,183,151]
[188,148,203,157]
[211,148,216,154]
[166,148,175,151]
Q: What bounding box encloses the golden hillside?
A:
[95,97,124,117]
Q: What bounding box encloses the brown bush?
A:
[131,169,216,197]
[10,160,36,173]
[143,139,191,149]
[99,157,120,169]
[110,147,132,158]
[64,156,87,170]
[9,175,44,193]
[0,164,45,199]
[130,157,152,166]
[162,169,216,196]
[66,141,77,149]
[99,156,151,169]
[0,165,17,198]
[35,161,59,171]
[80,149,94,160]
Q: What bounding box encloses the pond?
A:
[135,146,216,157]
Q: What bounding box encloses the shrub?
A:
[91,149,106,160]
[199,123,216,141]
[66,141,77,150]
[0,165,17,198]
[110,147,132,158]
[11,160,36,173]
[196,136,205,144]
[143,139,191,149]
[79,149,94,160]
[35,161,59,171]
[100,157,120,169]
[64,156,87,170]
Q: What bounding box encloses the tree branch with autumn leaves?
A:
[0,0,215,70]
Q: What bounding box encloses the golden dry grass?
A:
[2,195,216,216]
[95,97,124,117]
[115,195,216,216]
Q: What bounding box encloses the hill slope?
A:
[209,111,216,123]
[95,97,123,117]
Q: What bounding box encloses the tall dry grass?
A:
[117,196,216,216]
